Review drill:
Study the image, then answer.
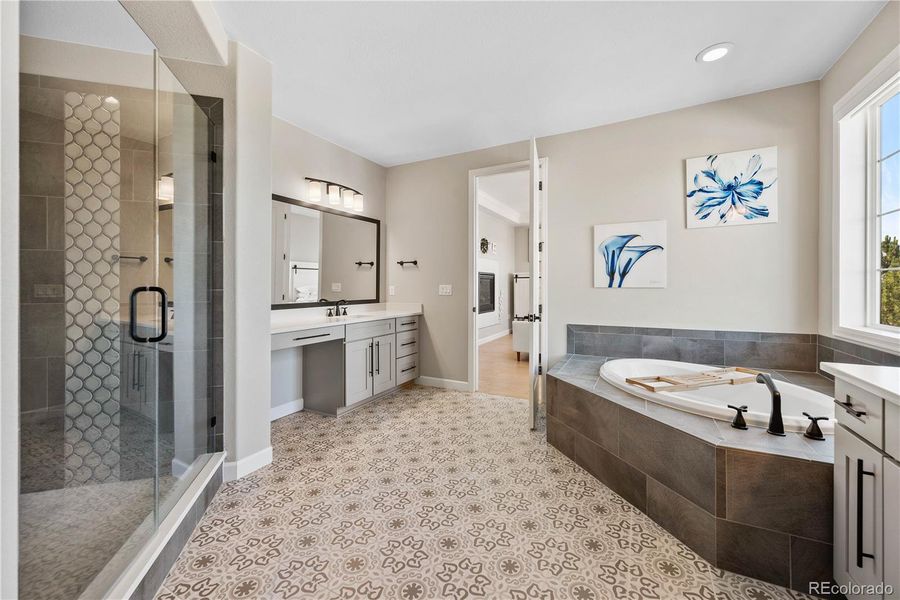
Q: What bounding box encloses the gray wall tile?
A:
[573,432,647,511]
[789,536,832,594]
[20,141,64,196]
[724,340,816,371]
[641,335,724,364]
[716,519,790,587]
[20,303,65,358]
[647,478,716,563]
[553,379,619,453]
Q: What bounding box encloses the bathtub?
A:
[599,358,835,434]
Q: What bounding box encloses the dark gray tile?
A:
[568,324,604,333]
[20,250,64,303]
[725,449,832,543]
[566,333,574,354]
[20,72,40,87]
[20,141,64,197]
[47,356,65,407]
[717,519,790,587]
[212,386,224,435]
[212,338,223,389]
[715,330,761,341]
[20,303,65,358]
[211,289,223,338]
[574,432,647,511]
[647,477,716,563]
[20,196,47,249]
[547,415,576,460]
[883,352,900,367]
[830,338,861,357]
[553,379,619,453]
[211,193,223,242]
[212,242,223,290]
[790,536,832,595]
[760,332,812,344]
[20,357,48,412]
[724,340,817,371]
[547,375,559,417]
[716,447,726,518]
[641,335,724,364]
[672,328,717,339]
[816,335,834,349]
[619,409,716,513]
[778,371,835,397]
[46,197,64,250]
[575,332,642,358]
[832,350,871,365]
[816,345,834,371]
[558,356,603,378]
[20,85,64,143]
[635,327,672,336]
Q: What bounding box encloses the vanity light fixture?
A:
[695,42,733,63]
[342,188,355,209]
[305,177,365,213]
[307,179,322,202]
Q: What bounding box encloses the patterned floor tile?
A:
[159,386,812,600]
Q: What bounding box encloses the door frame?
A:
[467,157,549,393]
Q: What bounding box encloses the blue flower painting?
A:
[593,221,667,288]
[685,146,778,228]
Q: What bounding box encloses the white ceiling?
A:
[478,170,529,225]
[20,1,155,55]
[213,0,885,166]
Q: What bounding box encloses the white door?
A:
[345,339,373,405]
[528,138,543,430]
[373,333,396,395]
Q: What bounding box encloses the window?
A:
[873,91,900,328]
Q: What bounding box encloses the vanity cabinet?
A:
[831,370,900,600]
[373,333,396,394]
[345,338,374,406]
[343,317,416,408]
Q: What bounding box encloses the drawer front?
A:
[835,379,884,450]
[346,319,394,342]
[397,353,419,385]
[272,325,344,351]
[396,316,419,332]
[397,330,419,358]
[886,401,899,461]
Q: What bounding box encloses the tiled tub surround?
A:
[548,356,835,595]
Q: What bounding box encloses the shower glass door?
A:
[18,2,213,598]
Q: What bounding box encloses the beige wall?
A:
[818,1,900,337]
[387,82,821,380]
[271,117,388,301]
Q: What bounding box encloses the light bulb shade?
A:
[342,188,355,208]
[353,193,364,212]
[157,175,174,204]
[307,180,322,202]
[327,184,341,205]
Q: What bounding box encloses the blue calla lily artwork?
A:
[685,146,778,228]
[594,221,667,288]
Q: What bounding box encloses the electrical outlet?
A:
[331,282,342,292]
[438,284,452,296]
[389,285,396,296]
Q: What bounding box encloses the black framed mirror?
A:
[271,193,380,310]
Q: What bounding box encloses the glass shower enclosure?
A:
[18,2,216,598]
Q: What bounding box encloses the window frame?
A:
[866,84,900,332]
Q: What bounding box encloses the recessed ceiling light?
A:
[696,42,733,63]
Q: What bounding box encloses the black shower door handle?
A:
[129,286,168,343]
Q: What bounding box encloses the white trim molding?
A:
[831,44,900,354]
[415,376,470,392]
[271,398,303,422]
[224,445,273,481]
[478,329,511,346]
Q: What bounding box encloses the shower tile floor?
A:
[159,386,813,600]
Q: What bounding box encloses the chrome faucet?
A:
[756,373,785,436]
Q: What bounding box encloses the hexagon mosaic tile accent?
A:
[158,387,813,600]
[63,91,122,486]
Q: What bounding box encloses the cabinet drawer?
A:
[397,330,419,358]
[272,325,344,351]
[835,379,884,450]
[396,316,419,332]
[397,354,419,385]
[346,319,394,342]
[886,401,899,461]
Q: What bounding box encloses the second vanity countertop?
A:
[270,302,423,335]
[820,362,900,406]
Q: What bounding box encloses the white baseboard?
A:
[224,445,272,481]
[415,376,470,391]
[270,398,303,421]
[478,329,511,345]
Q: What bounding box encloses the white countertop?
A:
[821,362,900,406]
[270,302,423,335]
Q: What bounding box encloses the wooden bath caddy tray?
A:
[626,367,762,393]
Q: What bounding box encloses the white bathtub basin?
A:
[599,358,834,434]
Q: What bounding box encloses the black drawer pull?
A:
[401,341,416,347]
[401,365,417,373]
[856,458,876,567]
[400,321,416,326]
[293,333,330,342]
[836,396,867,419]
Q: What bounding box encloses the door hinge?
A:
[538,241,543,252]
[473,307,476,313]
[538,181,543,191]
[210,150,217,163]
[538,364,543,375]
[538,304,543,315]
[210,415,217,429]
[527,314,541,322]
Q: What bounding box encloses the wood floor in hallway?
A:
[478,334,530,400]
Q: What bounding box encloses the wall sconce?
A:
[305,177,364,213]
[157,174,174,206]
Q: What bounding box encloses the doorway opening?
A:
[468,148,547,428]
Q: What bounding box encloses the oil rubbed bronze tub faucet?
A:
[756,372,785,436]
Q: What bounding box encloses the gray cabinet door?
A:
[885,457,899,600]
[373,333,396,395]
[345,339,373,406]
